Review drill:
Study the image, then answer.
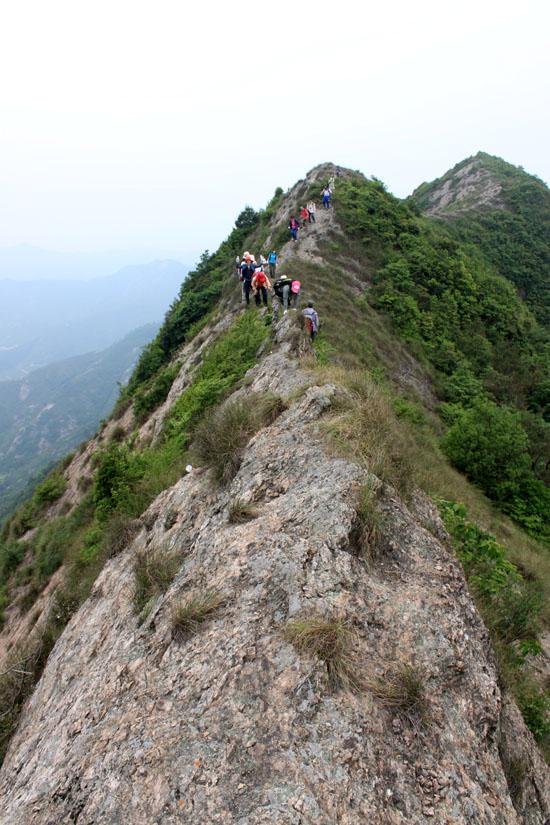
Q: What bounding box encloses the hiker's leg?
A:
[283,284,289,312]
[254,291,261,306]
[262,287,268,306]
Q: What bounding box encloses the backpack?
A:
[291,280,301,294]
[268,252,277,264]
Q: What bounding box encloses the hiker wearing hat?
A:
[240,254,256,306]
[273,275,293,319]
[289,216,299,241]
[302,302,319,341]
[290,279,301,308]
[252,269,272,307]
[268,250,277,278]
[307,201,316,223]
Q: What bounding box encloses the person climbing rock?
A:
[258,253,268,270]
[322,187,331,209]
[300,205,309,226]
[289,216,299,241]
[328,174,335,192]
[252,269,272,307]
[290,279,301,307]
[273,275,293,318]
[268,250,277,278]
[240,254,255,306]
[302,302,319,341]
[307,201,316,223]
[234,255,241,277]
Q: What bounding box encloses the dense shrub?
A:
[439,500,548,748]
[133,362,180,420]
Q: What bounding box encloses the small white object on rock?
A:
[185,464,193,473]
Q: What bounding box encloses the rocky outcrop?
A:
[1,315,548,824]
[413,156,504,217]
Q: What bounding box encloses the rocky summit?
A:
[0,161,548,823]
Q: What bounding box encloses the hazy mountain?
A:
[0,244,191,282]
[0,260,188,379]
[0,323,158,519]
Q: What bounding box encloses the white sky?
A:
[0,0,548,263]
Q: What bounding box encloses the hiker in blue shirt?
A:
[268,250,277,278]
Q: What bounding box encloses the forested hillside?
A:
[411,151,550,327]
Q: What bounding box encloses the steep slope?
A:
[0,163,548,823]
[0,323,158,520]
[411,152,550,326]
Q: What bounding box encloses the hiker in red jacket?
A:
[300,205,309,227]
[252,269,272,307]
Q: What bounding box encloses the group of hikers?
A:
[234,250,319,340]
[231,177,341,341]
[288,175,335,242]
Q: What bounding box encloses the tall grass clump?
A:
[367,663,427,721]
[133,548,180,618]
[171,590,224,641]
[284,614,363,692]
[192,393,285,484]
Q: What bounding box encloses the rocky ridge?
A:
[0,164,548,823]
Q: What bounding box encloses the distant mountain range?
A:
[0,260,188,379]
[0,244,191,282]
[0,323,159,519]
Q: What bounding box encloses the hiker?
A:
[289,216,299,241]
[322,187,331,209]
[240,254,255,305]
[302,302,319,341]
[300,205,309,226]
[234,255,241,277]
[252,269,271,307]
[273,275,293,318]
[290,279,301,307]
[268,250,277,278]
[259,253,268,270]
[307,201,316,223]
[328,174,335,191]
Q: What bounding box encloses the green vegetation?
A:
[133,362,180,420]
[439,500,548,753]
[171,590,224,640]
[284,615,363,692]
[164,311,269,446]
[333,173,549,539]
[413,153,550,327]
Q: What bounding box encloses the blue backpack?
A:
[268,252,277,264]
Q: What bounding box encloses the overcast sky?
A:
[0,0,548,268]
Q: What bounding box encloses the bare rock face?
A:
[417,158,504,217]
[1,329,548,824]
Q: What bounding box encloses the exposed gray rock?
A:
[1,334,547,824]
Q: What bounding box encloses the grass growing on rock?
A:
[192,393,285,484]
[228,498,259,524]
[171,590,225,641]
[367,663,427,720]
[284,615,364,692]
[133,548,180,619]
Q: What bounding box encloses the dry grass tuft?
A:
[228,498,259,524]
[367,662,427,719]
[284,614,364,692]
[133,548,180,618]
[171,590,224,640]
